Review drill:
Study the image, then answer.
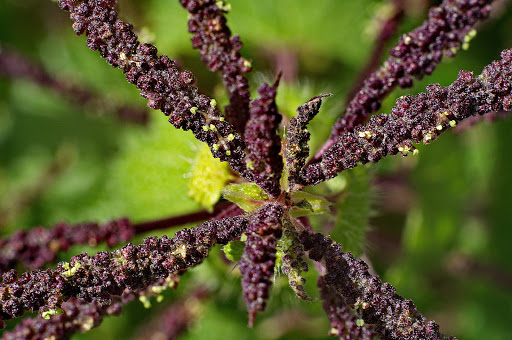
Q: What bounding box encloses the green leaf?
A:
[330,166,372,257]
[223,241,246,262]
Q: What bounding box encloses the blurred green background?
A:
[1,0,511,339]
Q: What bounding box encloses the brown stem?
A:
[446,253,512,293]
[0,45,149,124]
[344,0,405,104]
[264,47,299,84]
[132,201,236,234]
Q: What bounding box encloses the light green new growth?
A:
[188,145,234,211]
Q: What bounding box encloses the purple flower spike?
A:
[285,94,331,187]
[181,0,252,135]
[2,276,180,340]
[244,79,284,197]
[1,298,121,339]
[0,216,248,325]
[301,231,454,340]
[0,218,134,275]
[300,49,512,186]
[239,202,283,327]
[318,277,379,339]
[329,0,493,139]
[58,0,248,175]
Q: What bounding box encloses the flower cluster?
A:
[0,218,134,275]
[181,0,252,135]
[2,298,123,339]
[301,231,449,340]
[0,216,247,326]
[244,81,283,197]
[57,0,247,174]
[285,94,331,188]
[2,275,180,339]
[300,49,512,186]
[239,203,283,326]
[318,277,378,339]
[329,0,493,139]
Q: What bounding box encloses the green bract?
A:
[289,191,332,217]
[222,182,269,212]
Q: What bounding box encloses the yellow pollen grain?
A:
[81,317,95,331]
[210,99,217,107]
[449,120,457,127]
[436,125,443,130]
[176,244,188,258]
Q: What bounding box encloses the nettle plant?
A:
[0,0,511,339]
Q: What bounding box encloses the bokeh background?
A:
[1,0,512,339]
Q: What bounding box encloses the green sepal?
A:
[223,240,246,262]
[289,191,331,217]
[221,182,269,212]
